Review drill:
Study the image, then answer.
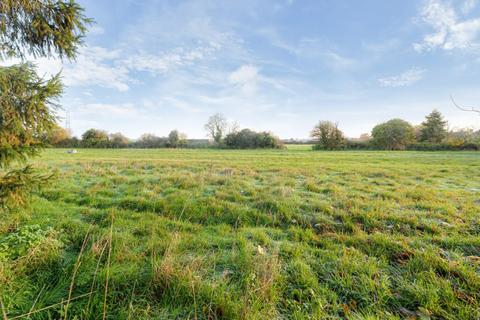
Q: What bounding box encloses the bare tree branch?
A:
[450,95,480,114]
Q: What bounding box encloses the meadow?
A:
[1,148,480,319]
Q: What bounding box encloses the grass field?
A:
[1,149,480,319]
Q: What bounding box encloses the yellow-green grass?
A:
[284,144,313,151]
[1,149,479,319]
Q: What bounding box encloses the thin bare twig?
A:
[451,95,480,114]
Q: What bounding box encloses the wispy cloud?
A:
[462,0,478,14]
[228,64,259,94]
[414,0,480,52]
[77,103,138,116]
[64,47,131,91]
[378,68,427,87]
[123,44,220,76]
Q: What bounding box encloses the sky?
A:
[12,0,480,138]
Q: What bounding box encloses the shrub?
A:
[224,129,283,149]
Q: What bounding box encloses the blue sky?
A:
[26,0,480,138]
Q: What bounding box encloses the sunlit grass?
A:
[1,149,479,319]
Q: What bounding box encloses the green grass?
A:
[285,144,313,151]
[1,148,480,319]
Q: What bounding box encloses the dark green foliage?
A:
[224,129,283,149]
[407,142,480,151]
[311,121,345,150]
[371,118,416,150]
[420,110,448,143]
[0,224,57,259]
[81,128,109,148]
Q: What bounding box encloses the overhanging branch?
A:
[450,95,480,114]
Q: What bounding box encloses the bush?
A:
[344,140,372,150]
[407,142,479,151]
[224,129,283,149]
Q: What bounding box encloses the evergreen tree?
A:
[0,0,90,209]
[420,109,448,143]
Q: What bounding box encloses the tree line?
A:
[310,110,479,151]
[47,110,478,151]
[46,113,284,149]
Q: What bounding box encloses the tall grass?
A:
[0,149,479,319]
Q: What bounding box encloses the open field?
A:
[1,149,480,319]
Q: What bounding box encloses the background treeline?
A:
[46,113,283,149]
[309,110,480,151]
[46,110,478,150]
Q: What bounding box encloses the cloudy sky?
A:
[17,0,480,138]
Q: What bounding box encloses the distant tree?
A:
[419,110,448,143]
[136,133,166,148]
[168,130,179,145]
[224,129,283,149]
[446,128,479,144]
[167,130,187,148]
[358,133,371,142]
[45,125,71,146]
[204,113,228,144]
[371,119,415,150]
[0,0,90,209]
[310,121,345,150]
[109,132,129,148]
[81,129,109,148]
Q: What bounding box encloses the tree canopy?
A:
[204,113,228,144]
[310,121,345,150]
[371,119,415,150]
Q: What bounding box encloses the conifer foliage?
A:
[0,0,90,209]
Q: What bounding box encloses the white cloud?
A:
[29,43,220,92]
[229,65,258,84]
[378,68,426,87]
[123,45,219,75]
[89,25,105,36]
[64,47,131,91]
[415,0,480,52]
[462,0,478,14]
[1,47,131,91]
[77,103,138,116]
[228,64,259,94]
